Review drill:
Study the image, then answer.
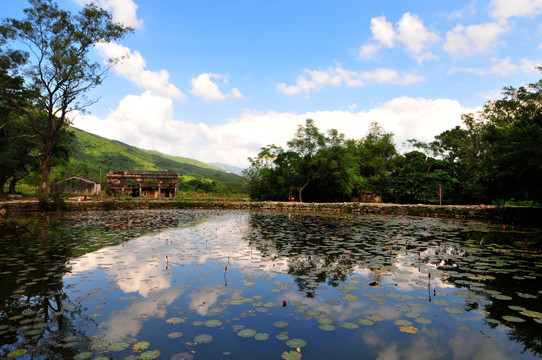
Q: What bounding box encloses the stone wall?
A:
[1,200,541,227]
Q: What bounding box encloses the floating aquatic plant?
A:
[286,338,307,348]
[194,334,213,344]
[132,341,150,352]
[237,329,257,338]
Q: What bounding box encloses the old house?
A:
[52,176,101,196]
[106,170,178,198]
[351,190,382,203]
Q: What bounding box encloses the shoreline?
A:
[1,199,541,226]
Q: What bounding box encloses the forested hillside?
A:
[51,128,243,184]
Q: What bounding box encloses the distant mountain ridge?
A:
[52,128,243,184]
[208,162,245,176]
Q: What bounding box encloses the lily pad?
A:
[7,349,27,358]
[519,310,542,318]
[317,317,334,325]
[502,315,525,322]
[399,325,419,334]
[170,353,194,360]
[204,319,223,328]
[274,321,289,328]
[340,322,359,329]
[394,319,413,326]
[286,338,307,348]
[276,333,289,341]
[318,324,335,331]
[414,317,433,325]
[167,332,184,339]
[91,341,109,350]
[282,351,302,360]
[73,352,92,360]
[341,294,359,301]
[139,350,160,360]
[356,318,375,326]
[166,317,186,324]
[108,342,130,351]
[254,333,270,341]
[365,314,385,322]
[132,341,150,352]
[194,334,213,344]
[237,329,257,338]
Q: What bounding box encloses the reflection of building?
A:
[106,170,178,198]
[52,175,101,196]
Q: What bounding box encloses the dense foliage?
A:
[0,0,132,195]
[244,72,542,205]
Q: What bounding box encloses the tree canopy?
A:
[0,0,132,196]
[244,71,542,205]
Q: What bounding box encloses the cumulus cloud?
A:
[276,67,424,95]
[490,0,542,19]
[94,42,186,100]
[72,92,474,168]
[74,0,144,29]
[450,57,541,75]
[371,16,396,48]
[443,22,509,57]
[359,13,440,62]
[189,73,243,102]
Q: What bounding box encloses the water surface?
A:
[1,210,541,359]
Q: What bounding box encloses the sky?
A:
[3,0,542,168]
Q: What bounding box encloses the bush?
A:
[38,192,67,211]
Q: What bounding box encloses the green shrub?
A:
[38,192,67,211]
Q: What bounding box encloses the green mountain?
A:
[51,128,243,184]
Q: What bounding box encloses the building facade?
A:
[106,170,178,198]
[52,176,101,196]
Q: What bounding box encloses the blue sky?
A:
[3,0,542,168]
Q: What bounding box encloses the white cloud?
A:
[94,42,186,100]
[443,22,509,57]
[371,16,396,47]
[490,0,542,19]
[189,73,243,102]
[359,43,382,60]
[72,92,474,168]
[450,57,541,75]
[360,13,440,62]
[396,13,440,61]
[277,67,424,95]
[74,0,144,29]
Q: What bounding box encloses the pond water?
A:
[0,209,541,360]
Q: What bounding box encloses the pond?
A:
[0,209,541,360]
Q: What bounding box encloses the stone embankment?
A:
[1,199,541,226]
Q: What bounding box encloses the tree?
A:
[354,122,397,198]
[0,55,39,194]
[309,129,358,202]
[0,0,132,196]
[477,76,542,202]
[287,119,327,202]
[243,145,286,200]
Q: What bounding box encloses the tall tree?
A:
[287,119,327,202]
[355,122,397,198]
[477,75,542,202]
[0,0,132,196]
